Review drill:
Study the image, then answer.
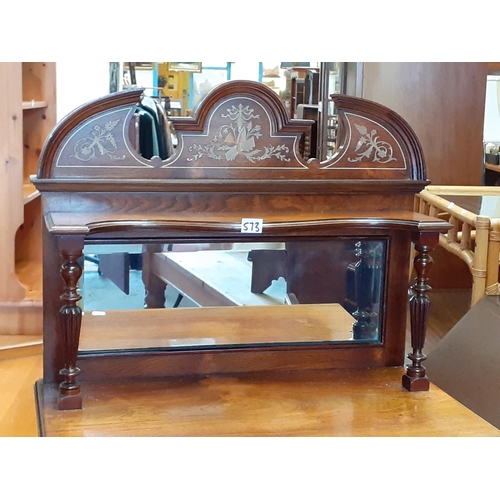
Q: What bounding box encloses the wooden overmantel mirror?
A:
[32,80,450,411]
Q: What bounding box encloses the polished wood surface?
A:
[367,63,490,290]
[33,82,451,410]
[79,304,358,350]
[35,366,500,437]
[0,289,473,437]
[45,209,450,234]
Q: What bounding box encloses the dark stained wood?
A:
[57,235,84,410]
[142,243,167,308]
[36,81,429,184]
[248,249,287,293]
[32,81,452,414]
[99,252,130,295]
[403,232,439,391]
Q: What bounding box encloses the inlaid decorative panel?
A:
[40,81,425,183]
[323,113,406,171]
[55,107,145,168]
[168,97,307,170]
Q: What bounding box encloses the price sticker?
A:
[241,218,263,233]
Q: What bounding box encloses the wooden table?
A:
[36,302,500,436]
[35,366,500,437]
[151,250,287,307]
[416,185,500,304]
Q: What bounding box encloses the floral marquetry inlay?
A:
[348,123,397,164]
[171,96,308,169]
[54,105,147,170]
[312,111,408,172]
[187,104,291,163]
[70,119,126,162]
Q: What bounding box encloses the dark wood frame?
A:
[33,80,450,411]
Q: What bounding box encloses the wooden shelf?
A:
[0,259,43,336]
[23,183,40,204]
[15,259,43,302]
[22,100,48,110]
[0,335,42,360]
[79,304,357,351]
[0,63,54,337]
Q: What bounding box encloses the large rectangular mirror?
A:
[78,238,387,352]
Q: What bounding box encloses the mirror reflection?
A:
[114,62,347,162]
[79,239,386,352]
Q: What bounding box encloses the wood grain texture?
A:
[0,62,56,340]
[0,335,42,360]
[0,354,42,436]
[34,81,451,403]
[0,303,42,337]
[36,83,426,183]
[36,367,500,437]
[0,63,25,303]
[0,288,471,437]
[362,62,488,186]
[79,304,358,350]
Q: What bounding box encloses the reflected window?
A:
[190,64,231,111]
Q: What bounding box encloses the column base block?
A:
[402,373,430,392]
[58,394,82,411]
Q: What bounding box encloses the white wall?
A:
[230,62,260,81]
[56,62,261,122]
[57,62,329,123]
[484,76,500,143]
[56,61,110,122]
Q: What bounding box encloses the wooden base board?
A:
[35,367,500,437]
[0,300,42,336]
[0,335,42,360]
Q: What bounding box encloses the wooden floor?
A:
[0,354,42,437]
[411,288,472,353]
[0,287,485,437]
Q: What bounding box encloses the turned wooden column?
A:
[57,235,84,410]
[142,243,167,308]
[402,232,438,392]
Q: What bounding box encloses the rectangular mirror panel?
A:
[79,239,387,351]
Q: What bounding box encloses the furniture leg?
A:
[142,243,167,308]
[57,235,84,410]
[402,232,438,391]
